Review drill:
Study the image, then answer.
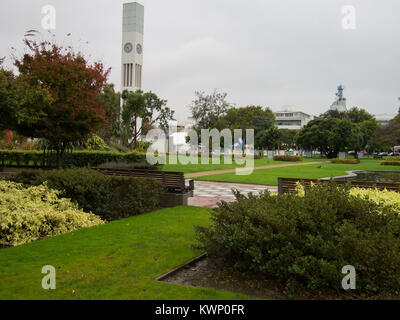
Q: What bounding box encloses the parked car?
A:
[348,151,356,156]
[389,152,400,157]
[378,152,389,157]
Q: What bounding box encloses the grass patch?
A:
[196,159,400,185]
[0,207,249,300]
[161,155,323,173]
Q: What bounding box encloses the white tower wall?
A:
[121,2,144,142]
[121,2,144,92]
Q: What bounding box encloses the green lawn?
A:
[0,207,249,300]
[161,155,323,173]
[196,159,400,185]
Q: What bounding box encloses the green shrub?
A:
[134,141,152,152]
[273,155,302,162]
[0,180,105,247]
[0,150,148,168]
[330,158,360,164]
[381,160,400,166]
[100,176,162,220]
[195,183,400,296]
[384,156,400,161]
[8,168,162,221]
[86,135,110,151]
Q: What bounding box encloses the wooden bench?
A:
[92,167,194,194]
[278,177,400,195]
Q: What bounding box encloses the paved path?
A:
[185,161,322,178]
[188,181,277,208]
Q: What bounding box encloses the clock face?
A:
[124,42,133,53]
[136,43,143,54]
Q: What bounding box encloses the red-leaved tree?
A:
[14,37,110,168]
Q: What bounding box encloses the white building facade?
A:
[274,106,313,130]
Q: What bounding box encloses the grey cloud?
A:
[0,0,399,122]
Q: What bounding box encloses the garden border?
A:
[155,253,207,282]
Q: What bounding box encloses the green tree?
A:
[297,118,360,158]
[0,58,52,132]
[190,90,232,130]
[10,38,110,168]
[121,90,175,148]
[279,129,298,149]
[370,115,400,151]
[319,107,377,154]
[98,83,120,143]
[346,107,374,123]
[255,126,281,150]
[222,105,275,136]
[320,109,348,120]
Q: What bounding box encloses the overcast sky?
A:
[1,0,399,122]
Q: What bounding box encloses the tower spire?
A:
[330,85,347,112]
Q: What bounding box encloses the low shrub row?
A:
[381,160,400,166]
[384,156,400,161]
[0,150,148,168]
[195,183,400,297]
[8,168,162,221]
[0,180,105,247]
[330,158,360,164]
[273,155,302,162]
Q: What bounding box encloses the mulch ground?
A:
[161,256,400,300]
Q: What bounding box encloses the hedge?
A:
[330,158,360,164]
[195,183,400,296]
[384,156,400,161]
[273,155,302,162]
[381,160,400,166]
[8,168,162,221]
[0,150,148,168]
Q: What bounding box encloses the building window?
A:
[123,64,127,87]
[276,120,301,126]
[135,64,142,89]
[123,63,134,87]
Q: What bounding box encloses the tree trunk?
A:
[55,143,67,170]
[133,114,138,149]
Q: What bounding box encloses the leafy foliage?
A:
[0,150,148,168]
[195,183,400,295]
[8,37,110,168]
[320,107,378,153]
[8,168,162,221]
[273,155,302,162]
[0,58,52,132]
[0,180,104,247]
[255,126,281,150]
[296,118,363,158]
[97,83,121,142]
[190,90,232,130]
[121,90,175,148]
[371,115,400,151]
[330,158,360,164]
[86,135,110,151]
[222,105,275,136]
[381,160,400,166]
[279,129,298,149]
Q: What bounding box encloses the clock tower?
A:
[121,2,144,92]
